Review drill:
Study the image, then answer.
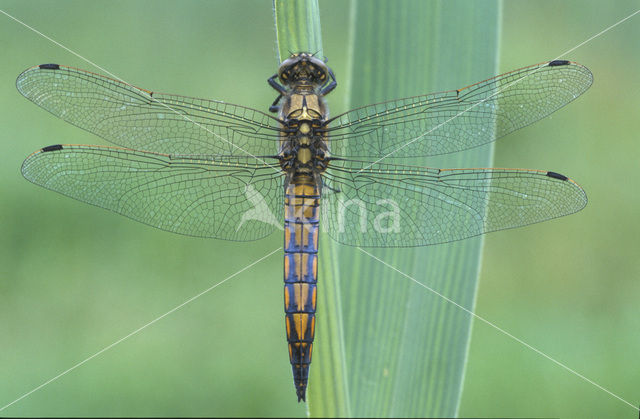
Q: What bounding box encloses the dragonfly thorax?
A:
[278,83,330,178]
[278,127,329,176]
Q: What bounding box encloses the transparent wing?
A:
[16,64,283,156]
[22,145,284,241]
[326,61,592,158]
[322,159,587,247]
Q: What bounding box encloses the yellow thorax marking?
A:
[297,148,311,164]
[299,101,312,120]
[299,122,311,134]
[288,94,322,121]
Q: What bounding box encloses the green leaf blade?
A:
[273,0,323,62]
[315,0,501,417]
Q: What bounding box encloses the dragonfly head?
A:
[278,52,329,87]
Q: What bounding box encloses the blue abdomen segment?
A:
[283,181,319,402]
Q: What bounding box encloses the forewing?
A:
[22,145,284,241]
[327,61,592,158]
[16,64,282,156]
[322,160,587,247]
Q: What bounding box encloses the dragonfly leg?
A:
[268,73,286,93]
[269,93,283,113]
[268,74,287,113]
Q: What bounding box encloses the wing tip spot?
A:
[39,63,60,70]
[546,171,568,181]
[548,60,570,67]
[41,144,63,152]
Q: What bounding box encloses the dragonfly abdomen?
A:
[283,178,320,402]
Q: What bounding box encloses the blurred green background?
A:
[1,0,638,417]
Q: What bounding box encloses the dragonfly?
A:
[17,53,592,402]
